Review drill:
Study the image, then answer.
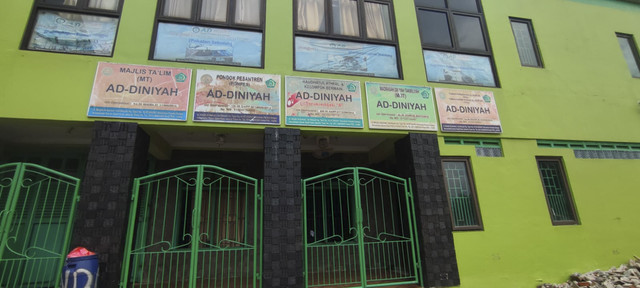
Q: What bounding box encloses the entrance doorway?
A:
[121,165,262,288]
[302,167,421,288]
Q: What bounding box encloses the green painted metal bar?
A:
[0,163,21,262]
[302,178,309,288]
[189,166,203,286]
[406,179,422,287]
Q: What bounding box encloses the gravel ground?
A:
[538,256,640,288]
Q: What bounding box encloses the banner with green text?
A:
[365,82,437,131]
[285,76,363,128]
[194,70,281,125]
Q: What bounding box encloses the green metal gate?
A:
[303,168,421,288]
[121,165,262,288]
[0,163,80,287]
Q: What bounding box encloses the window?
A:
[151,0,265,67]
[294,0,400,78]
[441,157,482,230]
[616,33,640,78]
[536,157,578,225]
[510,17,542,67]
[415,0,497,87]
[21,0,124,56]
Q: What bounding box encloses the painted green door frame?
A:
[0,162,80,287]
[120,165,262,288]
[302,167,421,288]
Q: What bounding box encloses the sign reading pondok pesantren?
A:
[435,88,502,133]
[365,82,437,131]
[285,76,363,128]
[193,70,281,125]
[88,62,192,121]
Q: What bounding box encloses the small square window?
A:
[616,33,640,78]
[536,157,579,225]
[442,157,483,230]
[416,9,452,48]
[448,0,479,13]
[510,18,543,67]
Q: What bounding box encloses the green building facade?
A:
[1,0,639,287]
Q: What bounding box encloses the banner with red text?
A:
[88,62,191,121]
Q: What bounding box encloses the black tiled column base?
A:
[396,133,460,287]
[262,128,303,288]
[72,121,149,287]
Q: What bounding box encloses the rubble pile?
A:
[538,257,640,288]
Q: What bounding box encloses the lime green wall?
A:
[2,0,639,140]
[440,137,640,287]
[482,0,640,142]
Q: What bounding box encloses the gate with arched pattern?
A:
[303,167,421,288]
[0,163,80,287]
[121,165,262,288]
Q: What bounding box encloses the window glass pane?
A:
[235,0,261,26]
[448,0,479,13]
[511,20,540,67]
[443,161,479,227]
[453,14,486,51]
[365,2,391,40]
[414,0,445,8]
[424,50,496,87]
[201,0,228,22]
[332,0,360,37]
[42,0,77,6]
[297,0,326,33]
[163,0,193,19]
[617,36,640,78]
[295,36,400,78]
[88,0,119,10]
[27,10,119,56]
[416,9,452,48]
[154,22,263,67]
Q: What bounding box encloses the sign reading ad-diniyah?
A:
[193,70,281,125]
[88,62,192,121]
[434,88,502,133]
[365,82,437,131]
[285,76,363,128]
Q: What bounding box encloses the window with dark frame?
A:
[510,17,543,68]
[21,0,124,56]
[536,157,579,225]
[415,0,498,87]
[616,33,640,78]
[294,0,401,79]
[296,0,396,41]
[151,0,265,68]
[441,157,483,230]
